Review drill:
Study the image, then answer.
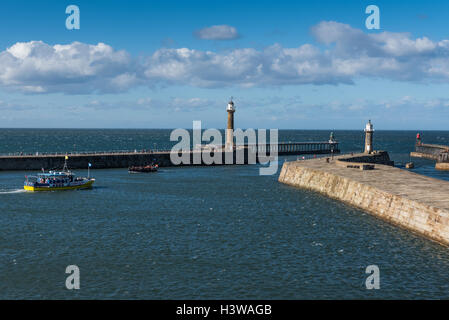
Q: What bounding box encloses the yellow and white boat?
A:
[24,157,94,191]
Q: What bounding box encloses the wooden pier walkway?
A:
[411,143,449,161]
[411,143,449,170]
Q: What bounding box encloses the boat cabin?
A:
[25,171,76,187]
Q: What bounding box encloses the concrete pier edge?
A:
[279,152,449,247]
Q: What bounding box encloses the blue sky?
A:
[1,0,449,129]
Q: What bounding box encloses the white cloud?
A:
[194,25,240,40]
[145,22,449,87]
[0,41,137,94]
[3,22,449,94]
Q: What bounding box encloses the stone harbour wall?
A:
[279,154,449,246]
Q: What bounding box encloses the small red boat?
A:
[128,164,159,173]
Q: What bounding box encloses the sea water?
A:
[1,129,449,299]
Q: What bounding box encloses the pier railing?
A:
[0,141,340,170]
[0,141,339,157]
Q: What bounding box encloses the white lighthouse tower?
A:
[364,120,374,154]
[225,98,235,151]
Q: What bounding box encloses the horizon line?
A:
[0,127,446,132]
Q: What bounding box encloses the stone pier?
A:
[0,141,339,171]
[279,153,449,246]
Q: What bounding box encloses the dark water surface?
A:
[1,129,449,299]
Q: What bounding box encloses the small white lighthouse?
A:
[364,120,374,154]
[225,98,235,151]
